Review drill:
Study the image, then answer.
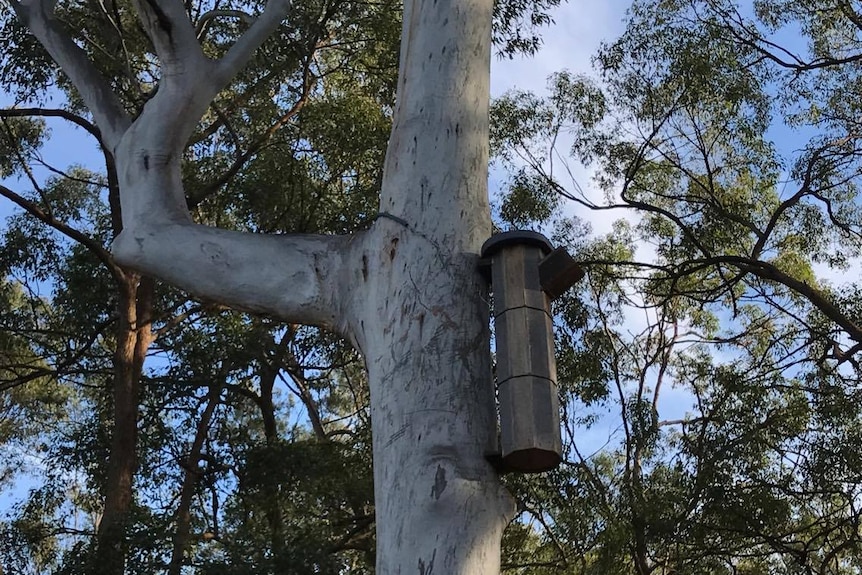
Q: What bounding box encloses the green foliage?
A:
[492,1,862,572]
[0,116,46,178]
[1,0,396,572]
[0,13,53,102]
[11,0,862,572]
[493,0,563,57]
[200,437,374,574]
[491,72,605,228]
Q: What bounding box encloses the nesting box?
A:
[481,231,583,473]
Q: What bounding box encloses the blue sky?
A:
[0,93,106,221]
[491,2,625,96]
[11,1,839,460]
[4,0,852,530]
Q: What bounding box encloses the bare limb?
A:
[0,107,102,143]
[112,223,356,332]
[9,0,131,147]
[214,0,292,86]
[130,0,206,74]
[195,9,254,39]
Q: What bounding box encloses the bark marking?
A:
[418,548,436,575]
[385,423,409,447]
[201,241,225,265]
[430,464,447,500]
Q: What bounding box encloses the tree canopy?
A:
[490,0,862,572]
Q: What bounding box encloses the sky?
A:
[491,2,626,96]
[7,1,857,541]
[490,2,628,238]
[6,3,862,542]
[495,5,702,450]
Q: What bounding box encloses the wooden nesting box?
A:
[481,231,583,473]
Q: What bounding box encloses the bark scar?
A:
[430,464,447,500]
[418,548,436,575]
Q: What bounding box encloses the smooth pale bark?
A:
[102,0,354,333]
[16,0,517,572]
[352,1,515,572]
[8,0,131,143]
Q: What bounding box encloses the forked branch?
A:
[13,0,353,331]
[9,0,131,146]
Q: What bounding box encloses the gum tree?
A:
[8,0,530,572]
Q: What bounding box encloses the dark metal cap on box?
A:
[481,230,554,258]
[481,231,584,301]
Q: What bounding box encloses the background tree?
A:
[12,0,862,572]
[492,0,862,573]
[0,0,391,572]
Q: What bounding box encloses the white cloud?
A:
[490,2,635,240]
[491,2,627,98]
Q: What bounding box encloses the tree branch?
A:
[115,0,293,161]
[9,0,131,147]
[0,316,116,392]
[214,0,292,86]
[705,255,862,343]
[130,0,206,75]
[188,59,313,206]
[169,382,222,575]
[710,0,862,73]
[0,107,102,143]
[112,223,356,332]
[14,0,362,347]
[0,183,123,281]
[195,9,254,39]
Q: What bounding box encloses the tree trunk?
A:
[95,275,153,575]
[358,225,514,574]
[168,382,221,575]
[258,357,286,556]
[351,1,516,572]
